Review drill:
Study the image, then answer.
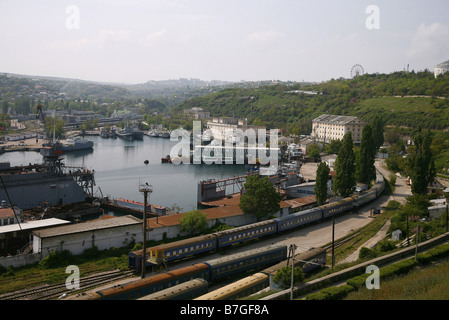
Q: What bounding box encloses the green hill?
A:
[175,70,449,134]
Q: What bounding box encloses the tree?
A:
[408,127,435,195]
[239,175,282,221]
[179,210,208,236]
[315,162,330,205]
[371,116,384,152]
[44,117,65,139]
[325,139,342,155]
[273,266,304,288]
[307,143,321,159]
[356,125,376,184]
[333,132,356,197]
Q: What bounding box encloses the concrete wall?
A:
[35,225,142,258]
[0,253,42,269]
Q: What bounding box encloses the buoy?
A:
[144,160,149,164]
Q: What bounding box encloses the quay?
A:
[100,198,179,217]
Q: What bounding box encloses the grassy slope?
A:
[345,259,449,300]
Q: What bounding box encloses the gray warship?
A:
[0,153,95,210]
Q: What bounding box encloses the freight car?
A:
[137,278,208,300]
[129,172,385,271]
[80,244,287,300]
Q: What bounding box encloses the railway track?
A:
[321,228,363,251]
[0,269,135,300]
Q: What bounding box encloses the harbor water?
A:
[0,135,248,213]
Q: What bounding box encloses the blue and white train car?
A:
[215,220,277,248]
[273,207,323,232]
[204,244,288,282]
[321,197,355,219]
[354,190,377,207]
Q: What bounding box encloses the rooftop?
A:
[312,114,365,125]
[435,60,449,68]
[147,193,317,229]
[32,215,141,238]
[0,218,70,234]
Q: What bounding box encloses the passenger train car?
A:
[76,244,287,300]
[129,171,385,271]
[195,248,326,300]
[194,273,269,301]
[137,278,208,300]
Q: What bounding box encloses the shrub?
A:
[359,247,378,260]
[377,240,396,253]
[346,274,370,289]
[306,285,354,300]
[82,246,100,259]
[38,250,73,269]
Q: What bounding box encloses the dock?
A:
[100,198,179,217]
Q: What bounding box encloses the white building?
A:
[32,215,142,258]
[205,117,266,143]
[311,114,366,144]
[434,60,449,78]
[184,107,210,119]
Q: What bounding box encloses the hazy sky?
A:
[1,0,448,84]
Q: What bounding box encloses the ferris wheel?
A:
[350,64,365,78]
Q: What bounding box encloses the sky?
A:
[1,0,449,84]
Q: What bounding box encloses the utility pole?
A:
[139,182,153,279]
[446,198,449,232]
[415,222,420,261]
[332,218,335,271]
[289,244,297,300]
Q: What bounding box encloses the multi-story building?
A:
[434,59,449,78]
[311,114,366,144]
[184,107,210,119]
[205,117,266,142]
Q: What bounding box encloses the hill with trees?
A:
[174,70,449,134]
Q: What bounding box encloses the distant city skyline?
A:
[1,0,448,84]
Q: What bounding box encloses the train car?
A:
[147,234,218,265]
[138,278,208,300]
[204,244,288,282]
[321,196,355,219]
[96,263,210,300]
[128,234,217,270]
[194,273,269,300]
[273,207,323,233]
[354,189,377,207]
[260,247,326,290]
[261,247,326,276]
[215,220,277,248]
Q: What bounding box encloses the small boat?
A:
[100,129,110,138]
[161,155,172,163]
[159,131,170,138]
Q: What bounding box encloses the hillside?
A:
[175,70,449,134]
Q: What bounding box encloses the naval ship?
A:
[0,154,95,211]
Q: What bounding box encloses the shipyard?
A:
[1,1,449,309]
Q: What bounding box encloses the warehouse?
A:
[32,215,142,258]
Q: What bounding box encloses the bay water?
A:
[0,136,248,213]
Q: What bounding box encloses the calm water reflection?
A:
[0,136,248,212]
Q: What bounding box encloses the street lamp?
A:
[139,182,153,279]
